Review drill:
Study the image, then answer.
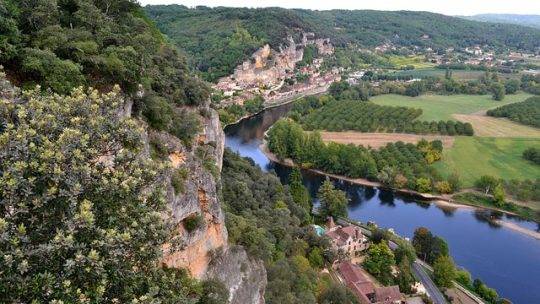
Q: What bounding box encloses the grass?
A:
[387,55,435,69]
[452,114,540,137]
[384,68,522,80]
[370,92,532,121]
[433,137,540,187]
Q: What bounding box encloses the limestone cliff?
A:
[217,33,334,91]
[153,107,267,303]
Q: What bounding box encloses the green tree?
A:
[493,183,505,207]
[319,283,360,304]
[455,269,472,288]
[490,82,505,101]
[308,247,325,269]
[428,237,449,264]
[433,255,456,288]
[289,168,311,215]
[396,256,415,294]
[448,172,462,192]
[198,279,229,304]
[394,242,416,265]
[317,180,348,219]
[412,227,434,262]
[416,177,432,193]
[363,243,396,285]
[0,86,195,302]
[475,175,500,194]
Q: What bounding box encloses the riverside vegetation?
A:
[267,119,452,194]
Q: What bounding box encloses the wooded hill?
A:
[144,5,540,81]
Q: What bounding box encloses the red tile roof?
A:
[374,286,403,304]
[338,262,374,304]
[338,262,403,304]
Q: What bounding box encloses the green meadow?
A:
[433,137,540,187]
[370,93,532,121]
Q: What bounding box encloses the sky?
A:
[138,0,540,16]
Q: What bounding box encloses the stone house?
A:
[325,217,369,257]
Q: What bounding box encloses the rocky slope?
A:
[149,107,266,303]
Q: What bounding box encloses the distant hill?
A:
[145,5,540,82]
[462,14,540,29]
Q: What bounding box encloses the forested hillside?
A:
[144,5,540,81]
[462,14,540,29]
[1,0,209,132]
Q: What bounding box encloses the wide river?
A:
[224,102,540,304]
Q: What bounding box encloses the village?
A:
[213,32,341,109]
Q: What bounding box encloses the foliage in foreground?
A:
[0,86,203,302]
[0,0,209,144]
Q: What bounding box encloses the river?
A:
[223,102,540,304]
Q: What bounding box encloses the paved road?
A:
[412,262,447,304]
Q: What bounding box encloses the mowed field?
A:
[318,132,455,149]
[384,68,521,81]
[370,93,532,121]
[452,114,540,137]
[433,137,540,187]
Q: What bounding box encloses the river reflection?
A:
[224,102,540,304]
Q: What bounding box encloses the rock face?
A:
[207,246,267,304]
[159,108,227,278]
[155,108,266,303]
[217,33,334,91]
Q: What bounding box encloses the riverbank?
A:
[261,143,540,239]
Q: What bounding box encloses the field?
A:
[318,132,455,149]
[387,55,435,69]
[452,114,540,137]
[370,93,532,121]
[383,68,521,80]
[433,137,540,187]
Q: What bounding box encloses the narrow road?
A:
[412,262,447,304]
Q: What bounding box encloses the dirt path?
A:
[318,131,455,148]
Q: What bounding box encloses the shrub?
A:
[523,147,540,165]
[435,181,452,194]
[183,214,204,232]
[416,178,432,193]
[170,109,201,147]
[143,95,173,131]
[171,167,189,195]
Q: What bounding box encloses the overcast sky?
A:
[138,0,540,16]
